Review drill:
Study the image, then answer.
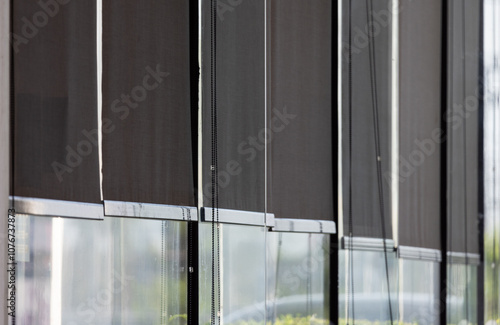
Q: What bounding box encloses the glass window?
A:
[267,232,330,324]
[398,259,440,325]
[199,223,266,325]
[484,0,500,322]
[447,264,478,324]
[339,250,398,324]
[15,215,187,325]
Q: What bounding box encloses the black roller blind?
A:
[202,0,266,212]
[398,0,442,250]
[341,0,392,238]
[269,0,333,221]
[12,0,99,203]
[447,0,480,256]
[102,0,195,206]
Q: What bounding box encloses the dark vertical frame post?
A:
[329,1,339,324]
[439,0,449,324]
[8,0,13,203]
[477,0,485,323]
[1,1,11,324]
[187,0,199,324]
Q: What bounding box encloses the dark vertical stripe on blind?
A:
[12,0,99,203]
[342,0,392,237]
[269,0,333,221]
[201,0,266,212]
[399,0,442,250]
[102,0,194,206]
[448,0,480,255]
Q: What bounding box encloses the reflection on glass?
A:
[398,259,440,325]
[447,263,477,325]
[199,223,266,325]
[484,0,500,322]
[267,232,330,324]
[16,215,187,325]
[339,249,398,324]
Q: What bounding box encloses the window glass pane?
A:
[15,215,187,324]
[485,225,500,323]
[483,0,500,322]
[267,232,330,323]
[447,264,478,324]
[398,259,440,325]
[199,223,266,324]
[339,250,398,324]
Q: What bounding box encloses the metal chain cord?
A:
[273,233,283,322]
[161,221,165,324]
[210,0,215,321]
[364,0,394,323]
[448,1,455,322]
[187,222,194,325]
[307,234,312,316]
[210,0,220,323]
[460,0,470,321]
[347,1,355,324]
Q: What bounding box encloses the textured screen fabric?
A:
[12,1,99,203]
[447,0,480,255]
[269,0,333,221]
[102,0,195,206]
[399,0,442,250]
[202,0,266,212]
[341,0,392,238]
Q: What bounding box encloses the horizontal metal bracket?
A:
[9,196,104,220]
[397,245,442,262]
[271,218,336,234]
[447,251,480,265]
[201,207,274,227]
[341,236,395,252]
[104,200,197,221]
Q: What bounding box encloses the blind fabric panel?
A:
[447,0,480,255]
[398,0,442,250]
[341,0,392,238]
[202,0,266,212]
[13,0,99,203]
[102,0,195,206]
[269,0,333,221]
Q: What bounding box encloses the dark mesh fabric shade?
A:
[269,0,333,221]
[102,0,195,206]
[13,0,99,203]
[399,0,442,250]
[447,0,480,255]
[341,0,392,238]
[202,0,266,212]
